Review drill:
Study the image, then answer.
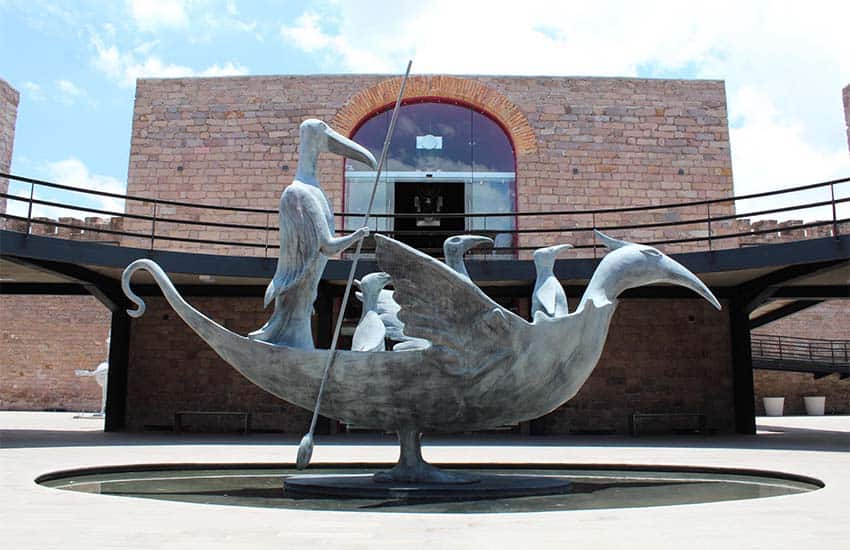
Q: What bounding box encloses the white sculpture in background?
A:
[75,337,109,416]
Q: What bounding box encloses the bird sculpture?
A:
[75,348,109,416]
[368,234,493,351]
[443,234,494,280]
[352,272,392,352]
[249,119,376,349]
[531,244,573,319]
[122,229,720,483]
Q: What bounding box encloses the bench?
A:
[630,412,706,436]
[174,411,250,435]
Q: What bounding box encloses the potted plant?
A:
[803,396,826,416]
[762,397,784,416]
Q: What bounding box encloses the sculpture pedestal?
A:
[284,473,571,500]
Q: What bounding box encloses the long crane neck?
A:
[445,252,470,279]
[295,142,320,187]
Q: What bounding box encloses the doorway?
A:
[394,181,465,255]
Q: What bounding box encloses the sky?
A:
[1,0,848,221]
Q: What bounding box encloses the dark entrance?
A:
[394,181,465,256]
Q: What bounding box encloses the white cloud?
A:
[56,79,86,105]
[5,158,126,220]
[280,12,394,72]
[91,31,249,87]
[128,0,188,31]
[279,0,850,219]
[730,87,850,221]
[200,62,249,77]
[20,81,45,102]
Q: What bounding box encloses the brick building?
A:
[1,75,847,432]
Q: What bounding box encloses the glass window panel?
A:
[468,177,516,253]
[345,101,517,256]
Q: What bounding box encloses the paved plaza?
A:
[1,412,848,549]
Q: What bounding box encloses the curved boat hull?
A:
[121,259,608,432]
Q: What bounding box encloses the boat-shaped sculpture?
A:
[122,231,720,482]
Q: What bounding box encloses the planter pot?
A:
[762,397,784,417]
[804,396,826,416]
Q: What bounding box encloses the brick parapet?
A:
[3,216,125,244]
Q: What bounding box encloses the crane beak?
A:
[324,126,378,169]
[461,235,495,253]
[663,257,722,310]
[549,243,573,256]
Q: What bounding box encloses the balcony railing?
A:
[1,171,848,258]
[751,333,850,377]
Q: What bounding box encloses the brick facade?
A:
[0,295,110,412]
[123,75,735,257]
[0,79,19,219]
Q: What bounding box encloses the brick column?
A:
[0,79,20,220]
[843,84,850,154]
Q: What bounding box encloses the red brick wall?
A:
[0,78,19,219]
[755,301,849,341]
[125,296,312,432]
[3,216,124,242]
[0,217,120,412]
[124,75,735,258]
[123,296,734,434]
[0,295,110,411]
[754,371,849,415]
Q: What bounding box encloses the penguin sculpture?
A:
[249,119,376,348]
[352,272,392,352]
[443,234,494,280]
[531,244,573,319]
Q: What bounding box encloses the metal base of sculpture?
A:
[373,429,478,484]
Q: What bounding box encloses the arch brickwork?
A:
[333,75,538,156]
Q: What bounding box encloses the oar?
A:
[297,60,412,469]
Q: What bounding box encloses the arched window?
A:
[344,100,517,256]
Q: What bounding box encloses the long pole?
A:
[297,60,412,469]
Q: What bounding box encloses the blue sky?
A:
[1,0,848,220]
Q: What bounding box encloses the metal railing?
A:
[751,333,850,376]
[1,171,848,257]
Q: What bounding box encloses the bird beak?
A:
[462,235,495,253]
[324,125,378,169]
[550,243,573,256]
[663,257,722,310]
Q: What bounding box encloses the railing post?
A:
[150,203,157,250]
[264,212,271,258]
[25,181,35,236]
[830,182,839,238]
[778,337,782,361]
[706,202,713,251]
[592,212,597,259]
